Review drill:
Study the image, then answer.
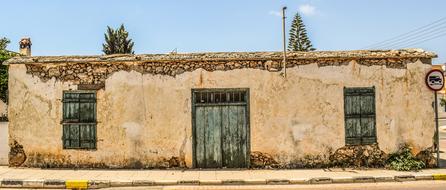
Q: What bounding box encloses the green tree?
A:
[287,12,315,51]
[102,24,135,55]
[0,38,19,103]
[0,38,10,50]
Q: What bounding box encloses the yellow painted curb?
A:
[433,174,446,180]
[66,180,88,189]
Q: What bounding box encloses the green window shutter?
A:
[63,93,80,123]
[62,91,97,149]
[79,93,96,123]
[344,87,376,145]
[63,125,71,148]
[344,90,362,145]
[80,124,96,149]
[360,92,376,144]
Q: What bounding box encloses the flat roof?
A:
[3,49,437,65]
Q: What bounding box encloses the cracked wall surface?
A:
[7,56,435,168]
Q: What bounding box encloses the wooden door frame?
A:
[191,88,250,168]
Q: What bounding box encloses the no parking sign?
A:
[426,69,444,91]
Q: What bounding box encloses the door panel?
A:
[204,106,222,168]
[193,89,249,168]
[195,107,206,167]
[222,106,247,168]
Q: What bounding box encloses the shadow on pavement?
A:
[440,158,446,168]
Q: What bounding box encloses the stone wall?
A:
[5,51,436,168]
[22,57,423,86]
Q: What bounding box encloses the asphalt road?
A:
[436,119,446,168]
[101,181,446,190]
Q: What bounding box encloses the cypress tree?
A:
[102,24,135,55]
[287,12,315,51]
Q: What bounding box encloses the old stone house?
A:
[3,44,438,168]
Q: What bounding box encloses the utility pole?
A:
[282,6,287,77]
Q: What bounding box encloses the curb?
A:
[374,175,395,182]
[1,174,446,189]
[44,179,65,189]
[353,176,375,183]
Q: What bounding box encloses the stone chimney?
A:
[19,37,32,56]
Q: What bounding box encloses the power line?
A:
[374,23,446,49]
[386,28,446,49]
[373,23,446,49]
[363,16,446,49]
[395,31,446,48]
[364,16,446,49]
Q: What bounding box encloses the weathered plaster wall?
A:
[0,100,8,165]
[7,58,435,168]
[0,122,8,165]
[0,100,6,117]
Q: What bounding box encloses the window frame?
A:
[343,87,377,145]
[62,90,97,150]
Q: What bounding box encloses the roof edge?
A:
[3,49,437,65]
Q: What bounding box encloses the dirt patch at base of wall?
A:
[250,144,435,169]
[8,140,27,167]
[329,144,387,168]
[415,146,436,168]
[23,152,187,169]
[250,144,387,169]
[250,151,279,168]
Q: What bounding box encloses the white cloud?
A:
[298,4,317,16]
[268,10,281,17]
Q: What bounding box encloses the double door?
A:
[192,89,249,168]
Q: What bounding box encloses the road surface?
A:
[438,119,446,168]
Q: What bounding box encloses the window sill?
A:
[63,148,97,151]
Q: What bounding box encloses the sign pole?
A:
[425,69,444,168]
[435,91,440,168]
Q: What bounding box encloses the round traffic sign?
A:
[425,69,444,91]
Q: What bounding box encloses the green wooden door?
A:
[193,89,249,168]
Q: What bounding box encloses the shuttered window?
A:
[62,91,97,149]
[344,87,376,145]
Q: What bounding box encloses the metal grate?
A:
[194,91,247,104]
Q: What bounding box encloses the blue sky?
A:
[1,0,445,64]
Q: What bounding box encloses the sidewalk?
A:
[0,166,446,189]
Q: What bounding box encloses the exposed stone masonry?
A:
[329,144,387,168]
[24,57,425,85]
[250,144,436,169]
[4,50,433,85]
[9,140,26,167]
